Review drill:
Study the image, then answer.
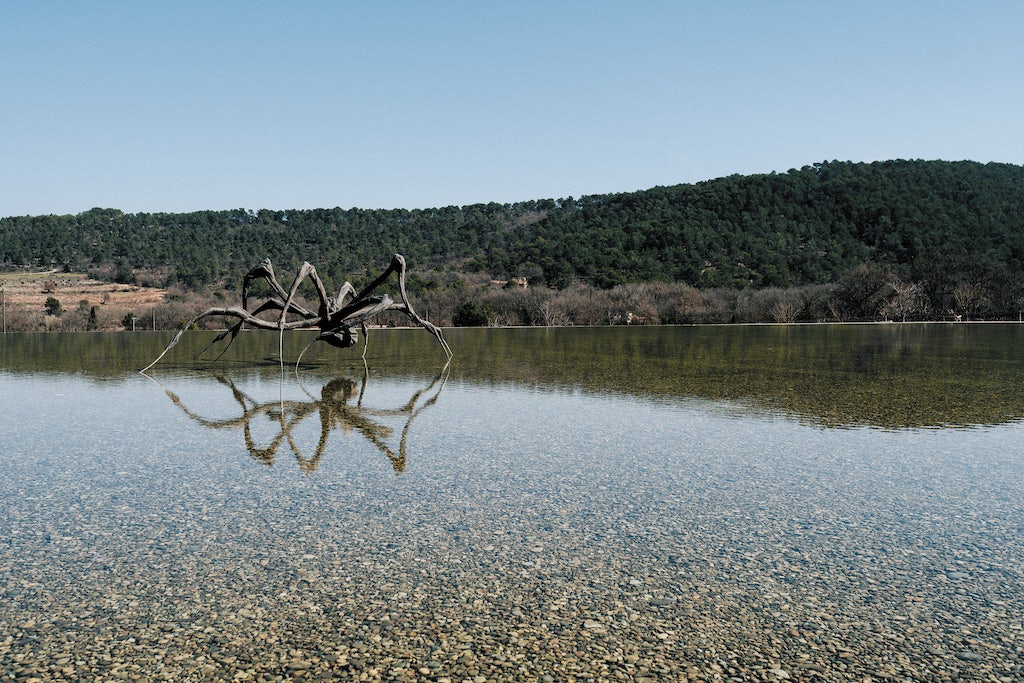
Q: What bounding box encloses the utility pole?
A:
[1,284,6,334]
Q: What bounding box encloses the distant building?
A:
[490,277,528,289]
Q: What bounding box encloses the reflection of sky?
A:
[3,368,1024,473]
[4,368,1021,484]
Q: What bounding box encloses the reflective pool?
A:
[1,325,1022,681]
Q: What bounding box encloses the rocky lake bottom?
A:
[2,327,1023,682]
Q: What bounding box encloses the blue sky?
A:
[2,1,1021,217]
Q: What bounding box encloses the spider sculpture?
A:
[141,253,451,372]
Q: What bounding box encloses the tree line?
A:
[2,159,1023,328]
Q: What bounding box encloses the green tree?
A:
[453,300,491,327]
[833,263,894,320]
[2,159,1024,308]
[44,297,62,316]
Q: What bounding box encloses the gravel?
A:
[1,372,1022,682]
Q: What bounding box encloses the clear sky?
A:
[2,1,1021,218]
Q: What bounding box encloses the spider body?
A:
[319,327,357,349]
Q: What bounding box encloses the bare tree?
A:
[884,278,925,322]
[952,281,986,321]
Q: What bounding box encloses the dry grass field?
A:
[0,270,167,331]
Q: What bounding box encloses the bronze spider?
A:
[142,253,451,371]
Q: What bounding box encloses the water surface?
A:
[1,325,1022,681]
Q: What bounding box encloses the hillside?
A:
[2,159,1023,326]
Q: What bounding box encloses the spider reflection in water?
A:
[145,366,449,473]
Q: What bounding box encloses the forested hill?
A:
[2,159,1023,295]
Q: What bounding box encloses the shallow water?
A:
[1,326,1023,681]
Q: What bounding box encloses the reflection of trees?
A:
[144,366,449,473]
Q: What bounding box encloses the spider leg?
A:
[244,260,318,319]
[243,259,286,311]
[280,263,333,327]
[278,262,335,363]
[339,295,394,325]
[348,254,402,302]
[313,297,392,353]
[200,320,244,360]
[390,303,453,360]
[388,254,453,359]
[200,301,321,361]
[250,298,318,322]
[345,255,452,359]
[336,281,357,309]
[141,306,317,372]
